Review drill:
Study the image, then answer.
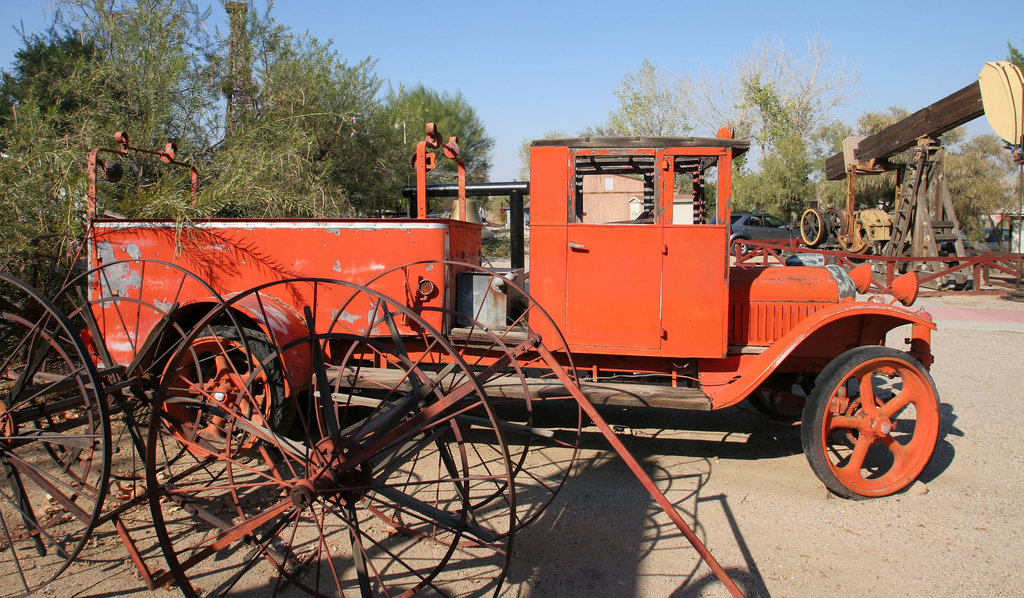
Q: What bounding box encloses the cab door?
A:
[564,224,663,352]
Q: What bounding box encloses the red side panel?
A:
[89,219,480,363]
[564,225,662,352]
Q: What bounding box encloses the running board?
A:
[329,367,712,411]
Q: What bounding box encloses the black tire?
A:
[732,238,750,257]
[800,346,940,499]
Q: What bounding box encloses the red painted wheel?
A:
[801,347,940,499]
[162,325,289,455]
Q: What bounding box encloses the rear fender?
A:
[699,302,935,409]
[222,294,311,398]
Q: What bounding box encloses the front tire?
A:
[800,347,940,499]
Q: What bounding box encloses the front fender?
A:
[698,302,935,409]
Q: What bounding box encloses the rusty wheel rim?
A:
[147,279,514,597]
[0,274,110,597]
[163,334,273,455]
[363,260,584,534]
[818,356,940,497]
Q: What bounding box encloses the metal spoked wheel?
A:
[52,259,230,480]
[364,260,583,534]
[801,346,941,499]
[0,274,110,597]
[824,207,846,237]
[147,278,514,597]
[800,208,825,247]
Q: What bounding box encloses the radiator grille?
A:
[728,302,826,346]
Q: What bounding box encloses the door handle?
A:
[568,242,586,250]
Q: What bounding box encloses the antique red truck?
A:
[0,127,940,597]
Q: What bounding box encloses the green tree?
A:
[603,59,692,136]
[697,35,857,155]
[0,29,98,134]
[205,5,399,218]
[1,0,452,274]
[1009,41,1023,70]
[946,134,1017,240]
[0,0,220,274]
[586,59,693,136]
[733,133,815,219]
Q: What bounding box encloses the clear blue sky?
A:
[2,1,1022,180]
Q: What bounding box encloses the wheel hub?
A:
[291,439,374,508]
[863,416,893,437]
[289,480,317,508]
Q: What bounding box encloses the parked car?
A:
[725,211,798,254]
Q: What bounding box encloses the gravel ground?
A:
[496,298,1024,598]
[5,295,1022,597]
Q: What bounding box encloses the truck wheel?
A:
[163,324,291,449]
[732,238,750,257]
[800,346,940,499]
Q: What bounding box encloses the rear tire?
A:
[168,324,292,435]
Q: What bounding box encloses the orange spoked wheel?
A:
[162,325,288,456]
[801,347,941,499]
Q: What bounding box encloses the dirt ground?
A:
[6,293,1023,597]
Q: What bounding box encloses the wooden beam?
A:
[824,81,985,180]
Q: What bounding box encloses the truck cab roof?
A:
[530,135,749,157]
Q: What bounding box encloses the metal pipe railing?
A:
[401,182,529,270]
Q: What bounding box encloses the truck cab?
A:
[528,134,747,359]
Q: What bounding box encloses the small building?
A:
[580,174,695,224]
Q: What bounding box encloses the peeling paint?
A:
[154,300,174,312]
[95,242,143,293]
[332,310,361,324]
[326,228,341,235]
[332,261,342,272]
